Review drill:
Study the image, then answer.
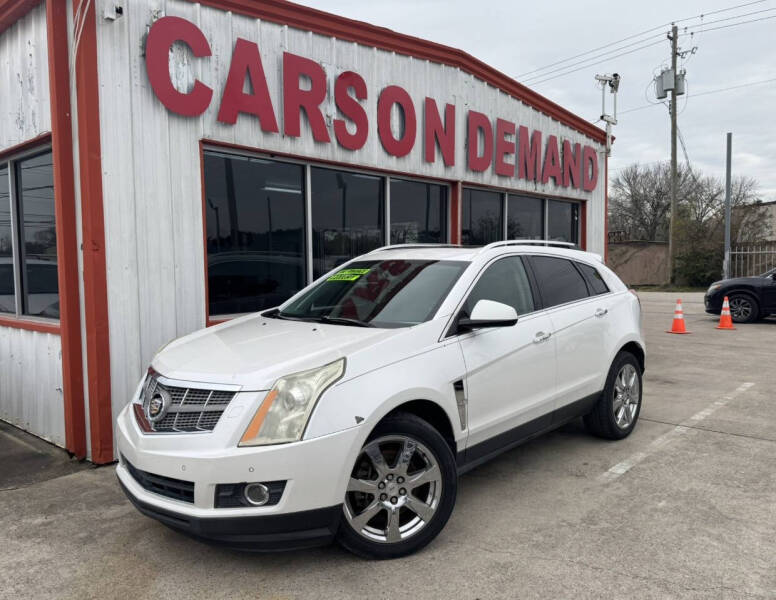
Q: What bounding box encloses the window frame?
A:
[574,260,611,296]
[524,254,593,310]
[0,144,58,323]
[202,145,451,319]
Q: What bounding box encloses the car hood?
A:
[152,314,401,390]
[710,276,765,289]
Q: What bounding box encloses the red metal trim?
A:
[199,140,211,327]
[0,0,38,35]
[0,315,60,334]
[0,132,51,159]
[450,182,461,245]
[73,0,113,464]
[46,0,86,459]
[188,0,605,144]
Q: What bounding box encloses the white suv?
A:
[116,241,645,558]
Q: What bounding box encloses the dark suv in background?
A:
[705,267,776,323]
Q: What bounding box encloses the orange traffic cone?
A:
[715,296,736,330]
[667,298,691,334]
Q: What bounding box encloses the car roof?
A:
[363,243,603,265]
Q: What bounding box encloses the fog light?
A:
[243,482,270,506]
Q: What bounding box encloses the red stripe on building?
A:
[46,0,86,459]
[72,0,113,464]
[0,0,38,35]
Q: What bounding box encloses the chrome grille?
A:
[141,373,237,433]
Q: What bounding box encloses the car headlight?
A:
[239,358,345,447]
[707,283,722,294]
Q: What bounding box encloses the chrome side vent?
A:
[453,379,467,430]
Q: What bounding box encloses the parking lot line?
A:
[599,382,755,483]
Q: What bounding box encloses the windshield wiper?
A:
[316,316,373,328]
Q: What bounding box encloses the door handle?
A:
[533,331,552,343]
[594,308,609,318]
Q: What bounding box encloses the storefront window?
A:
[0,164,13,314]
[311,168,385,279]
[462,188,503,245]
[203,152,306,315]
[507,195,544,240]
[390,179,447,244]
[547,199,579,245]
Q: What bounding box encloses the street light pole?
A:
[723,132,733,279]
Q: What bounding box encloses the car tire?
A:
[728,293,759,323]
[337,412,457,559]
[584,351,642,440]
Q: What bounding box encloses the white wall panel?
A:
[0,326,64,446]
[95,0,607,421]
[0,3,50,151]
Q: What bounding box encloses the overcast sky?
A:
[298,0,776,201]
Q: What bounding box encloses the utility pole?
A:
[667,23,678,285]
[723,132,732,279]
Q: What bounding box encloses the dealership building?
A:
[0,0,608,462]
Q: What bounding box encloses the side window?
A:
[530,256,589,308]
[576,262,609,295]
[463,256,535,317]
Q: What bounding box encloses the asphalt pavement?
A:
[1,292,774,599]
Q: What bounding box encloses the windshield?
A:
[274,259,468,328]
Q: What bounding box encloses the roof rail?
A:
[368,243,462,253]
[479,239,578,252]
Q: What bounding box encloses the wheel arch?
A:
[382,399,458,456]
[618,340,645,374]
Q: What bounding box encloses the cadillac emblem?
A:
[145,386,171,423]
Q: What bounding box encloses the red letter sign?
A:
[541,135,561,185]
[424,98,455,166]
[467,111,493,172]
[145,16,212,117]
[377,86,417,157]
[518,126,542,182]
[283,53,331,143]
[334,71,368,151]
[562,140,581,188]
[217,39,278,131]
[494,118,516,177]
[582,145,599,191]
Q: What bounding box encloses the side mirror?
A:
[457,299,518,332]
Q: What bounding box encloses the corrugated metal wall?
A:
[0,3,50,149]
[94,0,607,424]
[0,4,64,445]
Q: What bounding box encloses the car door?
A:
[527,255,612,414]
[455,255,556,457]
[762,273,776,312]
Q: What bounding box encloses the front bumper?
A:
[115,402,363,551]
[118,478,341,551]
[704,292,723,314]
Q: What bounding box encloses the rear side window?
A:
[463,256,535,317]
[530,256,589,308]
[576,262,609,295]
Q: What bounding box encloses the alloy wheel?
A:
[613,363,640,429]
[729,296,753,321]
[344,435,442,544]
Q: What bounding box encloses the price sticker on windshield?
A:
[327,268,370,282]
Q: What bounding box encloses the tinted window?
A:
[577,262,609,295]
[0,164,13,312]
[547,200,579,244]
[390,179,447,244]
[204,152,306,315]
[311,168,384,279]
[279,260,467,328]
[530,256,589,307]
[462,188,502,245]
[17,152,58,318]
[463,256,534,317]
[507,195,544,239]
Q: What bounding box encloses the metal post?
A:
[723,132,732,280]
[667,24,678,285]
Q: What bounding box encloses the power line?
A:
[616,76,776,116]
[529,40,666,86]
[515,0,768,78]
[683,13,776,33]
[682,5,776,30]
